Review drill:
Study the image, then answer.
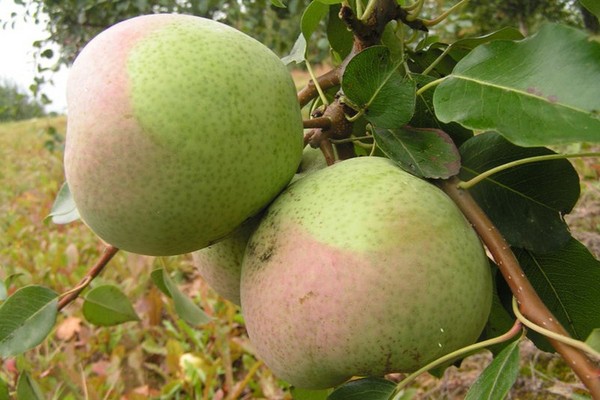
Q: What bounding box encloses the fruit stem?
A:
[439,178,600,398]
[389,320,524,399]
[512,297,600,359]
[459,152,600,190]
[57,245,119,311]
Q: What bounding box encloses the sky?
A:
[0,0,68,113]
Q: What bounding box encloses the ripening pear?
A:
[192,146,327,304]
[240,156,492,389]
[64,14,303,256]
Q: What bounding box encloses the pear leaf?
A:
[411,74,473,147]
[464,339,521,400]
[459,132,580,253]
[343,46,416,129]
[270,0,286,8]
[585,328,600,353]
[375,126,460,179]
[282,1,328,63]
[16,372,44,400]
[327,4,353,60]
[82,285,140,326]
[301,0,329,42]
[0,280,6,301]
[514,238,600,351]
[282,34,308,65]
[434,23,600,146]
[46,181,80,224]
[327,377,396,400]
[151,268,211,326]
[151,268,171,297]
[291,387,331,400]
[580,0,600,18]
[0,285,58,357]
[0,376,8,400]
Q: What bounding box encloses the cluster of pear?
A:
[65,14,493,390]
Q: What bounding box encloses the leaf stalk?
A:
[459,152,600,190]
[389,320,524,399]
[512,297,600,359]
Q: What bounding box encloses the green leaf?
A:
[459,132,580,253]
[0,376,8,400]
[434,23,600,146]
[301,1,329,41]
[327,377,396,400]
[374,126,460,179]
[270,0,286,8]
[343,46,416,128]
[82,285,140,326]
[0,280,6,301]
[580,0,600,18]
[514,239,600,350]
[0,285,58,357]
[291,387,332,400]
[152,268,211,326]
[586,328,600,353]
[411,74,473,147]
[46,181,80,224]
[327,4,353,60]
[444,27,524,62]
[16,372,44,400]
[151,268,170,297]
[282,34,307,65]
[40,48,54,59]
[316,0,343,4]
[464,339,521,400]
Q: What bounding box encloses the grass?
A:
[0,116,598,399]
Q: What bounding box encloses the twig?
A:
[439,178,600,398]
[303,116,332,129]
[297,67,342,108]
[57,245,119,311]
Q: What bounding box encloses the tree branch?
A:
[57,245,119,311]
[303,116,332,130]
[297,67,342,108]
[439,178,600,398]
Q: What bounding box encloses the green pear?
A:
[240,156,492,389]
[192,146,327,304]
[64,14,303,256]
[192,218,256,305]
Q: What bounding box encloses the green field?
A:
[0,116,595,399]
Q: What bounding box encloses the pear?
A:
[192,218,256,305]
[192,146,327,304]
[240,156,492,389]
[64,14,303,256]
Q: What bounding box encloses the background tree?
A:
[465,0,584,36]
[0,79,45,122]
